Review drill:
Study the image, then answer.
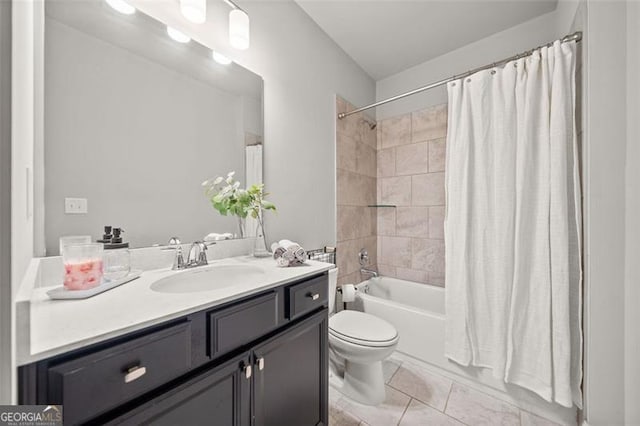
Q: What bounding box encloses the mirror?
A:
[42,0,263,255]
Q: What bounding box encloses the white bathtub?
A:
[353,276,576,425]
[354,276,447,370]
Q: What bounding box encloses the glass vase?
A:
[237,217,246,239]
[253,217,270,257]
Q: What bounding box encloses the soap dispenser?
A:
[100,226,131,280]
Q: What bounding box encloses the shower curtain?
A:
[444,40,582,408]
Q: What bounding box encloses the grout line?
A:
[396,397,412,426]
[386,361,403,384]
[443,382,454,414]
[386,382,445,413]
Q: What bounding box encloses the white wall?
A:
[0,0,11,405]
[375,9,566,119]
[128,0,376,249]
[625,1,640,424]
[582,1,627,424]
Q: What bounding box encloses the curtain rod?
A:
[337,31,583,119]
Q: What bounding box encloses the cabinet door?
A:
[253,309,328,426]
[112,352,252,426]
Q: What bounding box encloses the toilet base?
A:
[341,360,386,405]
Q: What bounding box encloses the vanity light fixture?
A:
[212,51,232,65]
[224,0,250,50]
[105,0,135,15]
[166,26,191,43]
[180,0,206,24]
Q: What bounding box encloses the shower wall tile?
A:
[412,173,445,206]
[412,104,448,142]
[336,96,377,284]
[428,206,445,239]
[396,142,429,175]
[380,236,412,268]
[377,208,396,236]
[381,176,412,206]
[377,148,396,178]
[376,104,449,286]
[356,142,377,178]
[337,133,357,172]
[428,138,447,172]
[377,263,397,277]
[361,117,378,149]
[396,207,429,238]
[396,267,428,283]
[429,272,446,287]
[380,114,411,148]
[411,239,445,274]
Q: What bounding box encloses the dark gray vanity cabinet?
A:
[18,272,329,426]
[253,311,328,426]
[112,351,253,426]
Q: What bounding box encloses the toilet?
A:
[328,268,399,406]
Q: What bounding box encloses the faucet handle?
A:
[172,245,186,270]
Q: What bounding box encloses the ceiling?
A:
[295,0,558,80]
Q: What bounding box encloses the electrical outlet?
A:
[65,198,88,214]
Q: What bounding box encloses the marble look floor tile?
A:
[388,358,452,411]
[520,410,564,426]
[399,399,464,426]
[383,358,402,383]
[333,385,411,426]
[445,383,520,426]
[330,402,363,426]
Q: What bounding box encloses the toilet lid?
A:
[329,311,398,346]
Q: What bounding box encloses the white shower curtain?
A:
[444,40,582,408]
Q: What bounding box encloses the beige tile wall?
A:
[336,97,377,285]
[376,104,447,286]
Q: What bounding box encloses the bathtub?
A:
[353,276,576,425]
[354,276,447,370]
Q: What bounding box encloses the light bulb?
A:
[166,26,191,44]
[180,0,206,24]
[212,51,232,65]
[229,9,249,50]
[105,0,135,15]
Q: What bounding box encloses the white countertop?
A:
[16,255,333,365]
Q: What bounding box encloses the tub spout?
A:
[360,268,378,278]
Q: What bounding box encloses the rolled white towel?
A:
[278,240,306,262]
[272,240,307,267]
[204,232,232,242]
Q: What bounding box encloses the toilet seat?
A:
[329,311,398,348]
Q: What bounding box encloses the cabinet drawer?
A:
[286,275,328,320]
[209,292,278,358]
[47,322,192,425]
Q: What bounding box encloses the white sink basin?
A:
[150,264,266,293]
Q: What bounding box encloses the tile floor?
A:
[329,352,567,426]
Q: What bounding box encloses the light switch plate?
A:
[65,197,88,214]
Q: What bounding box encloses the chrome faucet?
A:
[186,241,211,268]
[163,237,215,270]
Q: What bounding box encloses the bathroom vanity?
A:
[17,256,331,425]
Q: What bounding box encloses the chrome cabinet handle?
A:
[307,292,320,300]
[256,357,265,371]
[124,366,146,383]
[244,364,252,379]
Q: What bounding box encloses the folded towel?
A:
[278,240,306,262]
[272,240,307,267]
[204,232,233,242]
